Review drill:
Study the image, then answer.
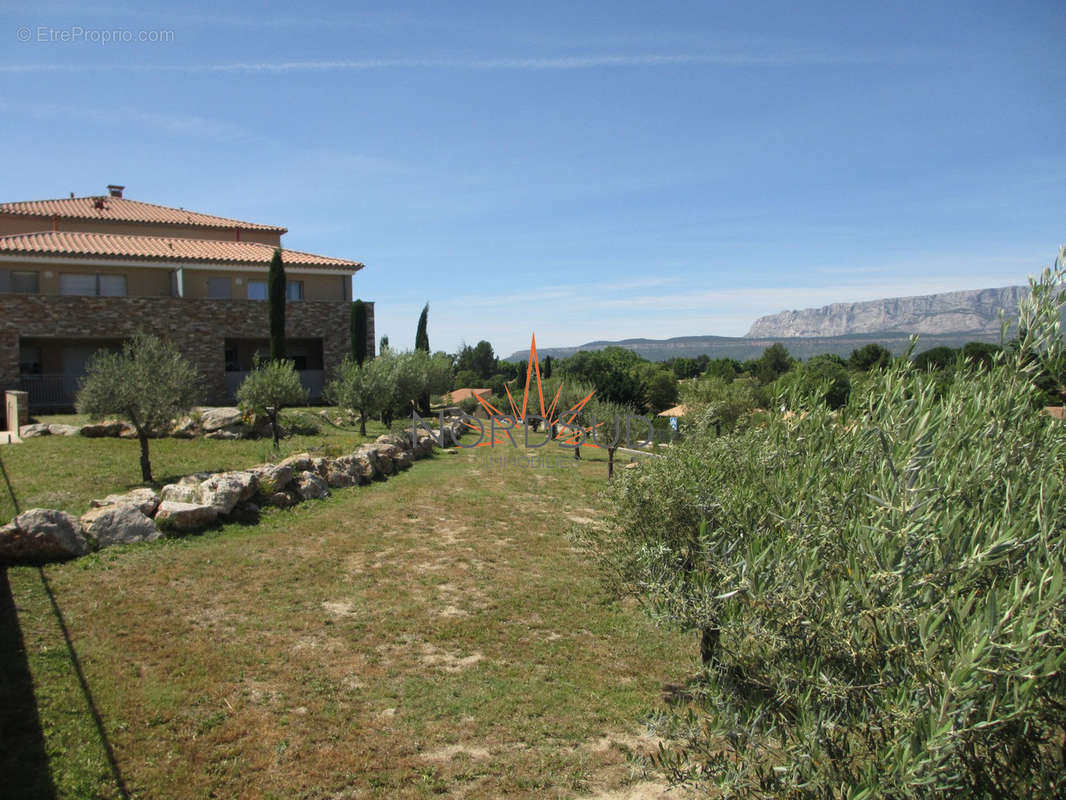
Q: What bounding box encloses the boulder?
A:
[393,451,413,471]
[325,462,358,488]
[294,471,330,501]
[197,471,258,515]
[169,416,198,438]
[160,479,201,504]
[154,501,217,532]
[264,491,299,508]
[89,487,160,516]
[199,407,244,432]
[375,443,405,460]
[339,453,376,481]
[250,463,294,494]
[18,423,50,438]
[47,423,82,436]
[309,456,331,477]
[278,452,313,472]
[80,505,161,547]
[375,433,409,449]
[376,452,394,476]
[0,509,91,563]
[80,420,125,438]
[204,424,252,440]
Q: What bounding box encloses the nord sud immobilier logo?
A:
[411,335,657,454]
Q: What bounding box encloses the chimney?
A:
[107,184,125,198]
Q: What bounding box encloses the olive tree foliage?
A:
[580,253,1066,798]
[326,355,393,436]
[680,375,767,433]
[76,332,200,482]
[236,359,307,448]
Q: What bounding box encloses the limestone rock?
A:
[80,420,125,437]
[18,423,50,438]
[197,471,258,515]
[0,509,91,563]
[169,416,198,438]
[47,423,82,436]
[89,487,160,516]
[375,434,409,449]
[250,463,294,494]
[204,424,252,440]
[159,480,201,504]
[393,451,413,470]
[264,491,299,508]
[278,452,313,472]
[294,471,330,501]
[199,407,244,432]
[154,501,218,532]
[80,505,161,547]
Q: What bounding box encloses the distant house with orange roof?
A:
[0,185,372,410]
[445,387,492,405]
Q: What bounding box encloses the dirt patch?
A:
[418,743,491,762]
[322,600,356,617]
[418,643,485,672]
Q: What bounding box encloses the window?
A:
[60,273,126,296]
[99,275,126,296]
[19,345,42,375]
[208,277,232,299]
[247,280,267,300]
[286,281,303,301]
[0,270,39,293]
[60,274,97,295]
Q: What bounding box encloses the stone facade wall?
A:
[0,295,375,405]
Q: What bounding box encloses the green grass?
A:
[2,437,690,798]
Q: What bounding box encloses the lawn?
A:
[1,428,693,798]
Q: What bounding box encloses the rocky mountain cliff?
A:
[745,286,1030,338]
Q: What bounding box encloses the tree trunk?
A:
[607,446,615,479]
[270,409,280,449]
[700,626,720,667]
[359,411,367,437]
[137,431,153,483]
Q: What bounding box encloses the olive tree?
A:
[236,359,307,448]
[326,356,394,436]
[76,332,200,482]
[581,253,1066,797]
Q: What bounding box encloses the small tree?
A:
[268,248,286,361]
[415,303,430,413]
[77,332,200,482]
[236,359,307,448]
[350,299,369,366]
[415,302,430,352]
[326,356,392,437]
[848,342,892,372]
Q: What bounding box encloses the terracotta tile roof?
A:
[0,195,286,232]
[657,404,688,417]
[0,230,363,271]
[446,388,493,403]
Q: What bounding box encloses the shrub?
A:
[583,254,1066,797]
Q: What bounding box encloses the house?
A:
[0,185,372,411]
[444,388,493,405]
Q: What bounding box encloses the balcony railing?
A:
[19,374,82,408]
[225,369,324,402]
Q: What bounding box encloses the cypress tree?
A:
[268,248,286,361]
[415,302,430,352]
[351,299,368,365]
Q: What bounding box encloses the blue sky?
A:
[2,1,1064,356]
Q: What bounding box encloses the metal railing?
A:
[19,374,82,407]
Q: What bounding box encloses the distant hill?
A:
[746,286,1029,338]
[506,284,1038,363]
[504,330,1006,363]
